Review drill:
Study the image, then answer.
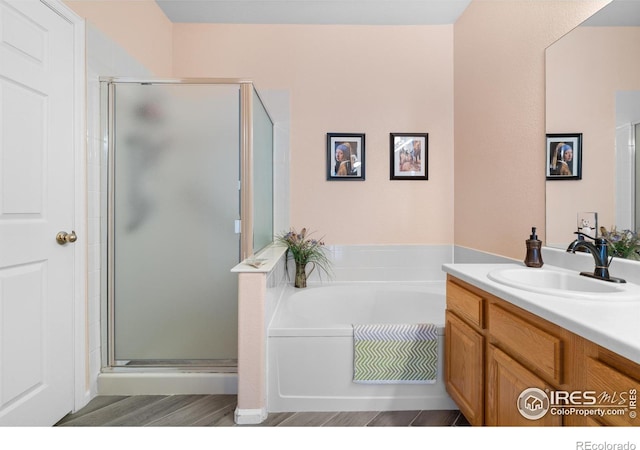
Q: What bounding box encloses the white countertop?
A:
[442,263,640,364]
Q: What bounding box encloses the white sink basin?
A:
[487,267,640,301]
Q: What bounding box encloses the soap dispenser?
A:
[524,227,544,268]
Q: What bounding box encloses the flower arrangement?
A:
[599,226,640,260]
[276,228,332,288]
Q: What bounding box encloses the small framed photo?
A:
[390,133,428,180]
[546,133,582,180]
[327,133,365,181]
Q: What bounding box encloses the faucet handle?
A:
[573,231,595,241]
[574,231,609,246]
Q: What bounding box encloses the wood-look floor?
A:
[55,395,470,427]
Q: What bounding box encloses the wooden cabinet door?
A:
[586,356,639,426]
[486,345,562,426]
[445,311,484,425]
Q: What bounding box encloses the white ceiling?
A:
[581,0,640,27]
[155,0,472,25]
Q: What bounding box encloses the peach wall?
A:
[546,27,640,247]
[453,1,608,259]
[236,272,266,420]
[64,0,173,76]
[61,0,610,255]
[172,24,454,246]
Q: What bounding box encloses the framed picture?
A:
[390,133,428,180]
[546,133,582,180]
[327,133,365,180]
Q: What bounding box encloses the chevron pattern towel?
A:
[353,323,438,384]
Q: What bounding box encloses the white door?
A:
[0,0,77,426]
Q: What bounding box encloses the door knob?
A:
[56,230,77,245]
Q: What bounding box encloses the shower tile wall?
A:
[86,24,153,397]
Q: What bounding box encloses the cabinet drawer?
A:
[489,304,563,384]
[586,357,638,426]
[446,280,483,329]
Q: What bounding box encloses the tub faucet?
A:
[566,232,626,283]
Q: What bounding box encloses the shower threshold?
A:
[98,362,238,395]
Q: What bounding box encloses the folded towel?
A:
[353,323,438,384]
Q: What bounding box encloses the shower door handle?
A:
[56,230,77,245]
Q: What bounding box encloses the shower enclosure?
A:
[101,79,273,371]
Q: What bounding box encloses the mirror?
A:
[545,0,640,250]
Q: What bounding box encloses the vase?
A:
[294,261,307,288]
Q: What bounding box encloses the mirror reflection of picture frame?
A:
[390,133,428,180]
[326,133,365,181]
[546,133,582,180]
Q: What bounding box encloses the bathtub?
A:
[267,281,457,412]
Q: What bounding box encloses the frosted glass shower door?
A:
[111,83,240,362]
[252,89,274,253]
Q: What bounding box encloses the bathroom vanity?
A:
[442,263,640,427]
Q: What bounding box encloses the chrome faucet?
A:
[566,232,626,283]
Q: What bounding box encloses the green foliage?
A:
[600,226,640,260]
[276,228,333,279]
